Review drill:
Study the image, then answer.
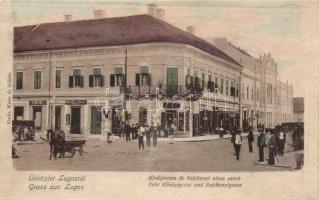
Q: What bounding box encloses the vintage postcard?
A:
[0,0,318,199]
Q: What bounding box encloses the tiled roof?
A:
[14,14,239,66]
[293,97,304,113]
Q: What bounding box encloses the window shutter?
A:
[135,74,140,86]
[110,74,115,87]
[194,77,199,86]
[100,75,104,87]
[80,76,84,88]
[207,81,211,91]
[122,74,125,86]
[69,76,73,88]
[147,74,152,86]
[89,75,93,87]
[185,75,189,86]
[230,87,235,96]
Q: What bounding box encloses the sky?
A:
[12,0,305,97]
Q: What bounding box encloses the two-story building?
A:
[13,14,242,138]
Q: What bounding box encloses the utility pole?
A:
[124,49,128,123]
[48,49,52,129]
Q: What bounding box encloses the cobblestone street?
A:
[13,135,298,171]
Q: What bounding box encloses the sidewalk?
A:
[17,131,255,144]
[255,150,302,170]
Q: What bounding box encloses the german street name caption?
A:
[148,175,242,188]
[28,174,86,191]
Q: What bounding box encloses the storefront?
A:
[29,100,47,131]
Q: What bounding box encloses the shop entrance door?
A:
[55,106,61,130]
[91,107,101,135]
[33,106,42,131]
[71,107,81,134]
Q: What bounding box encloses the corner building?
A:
[12,14,289,138]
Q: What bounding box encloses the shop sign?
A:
[65,100,87,105]
[29,100,47,105]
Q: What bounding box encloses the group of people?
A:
[256,127,287,165]
[231,126,288,165]
[107,122,162,150]
[14,126,35,141]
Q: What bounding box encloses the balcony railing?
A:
[124,85,203,96]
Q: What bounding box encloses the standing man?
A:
[153,122,159,147]
[277,127,285,156]
[137,125,145,150]
[231,128,236,155]
[132,124,137,139]
[145,125,151,148]
[268,130,277,165]
[234,130,242,161]
[247,126,254,153]
[125,122,131,142]
[257,128,266,162]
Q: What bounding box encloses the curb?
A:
[256,162,293,170]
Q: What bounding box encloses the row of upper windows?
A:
[15,66,151,90]
[241,84,260,102]
[186,68,240,97]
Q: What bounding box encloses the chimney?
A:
[186,26,195,34]
[64,14,72,22]
[156,8,165,20]
[93,10,105,19]
[148,3,157,17]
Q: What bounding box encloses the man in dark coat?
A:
[247,126,254,153]
[152,122,159,147]
[124,122,131,142]
[268,130,277,165]
[257,128,266,162]
[145,125,151,148]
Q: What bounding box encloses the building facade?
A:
[13,14,243,138]
[212,38,294,130]
[12,14,293,138]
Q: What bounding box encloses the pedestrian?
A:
[16,126,21,141]
[257,128,266,162]
[125,122,131,142]
[153,122,159,147]
[23,126,29,141]
[137,125,145,150]
[277,127,285,156]
[247,126,254,153]
[130,124,135,140]
[106,131,113,145]
[231,129,236,155]
[145,125,151,148]
[268,130,277,165]
[234,130,242,161]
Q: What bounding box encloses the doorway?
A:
[71,107,81,134]
[33,106,42,131]
[91,107,101,135]
[55,106,61,130]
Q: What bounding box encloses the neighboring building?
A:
[13,14,243,138]
[212,38,294,130]
[293,97,304,122]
